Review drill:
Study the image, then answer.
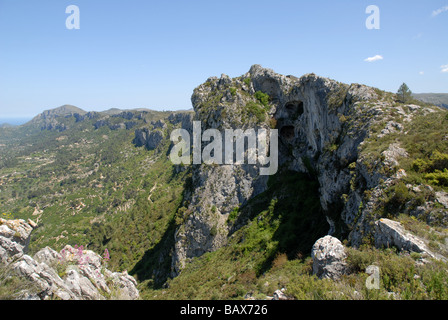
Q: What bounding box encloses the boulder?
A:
[64,268,104,300]
[435,191,448,209]
[311,235,348,280]
[273,288,289,300]
[381,143,409,168]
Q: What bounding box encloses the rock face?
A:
[0,219,139,300]
[171,65,447,276]
[171,65,394,275]
[0,218,34,263]
[134,112,194,152]
[134,128,165,150]
[374,218,435,258]
[311,236,348,280]
[167,112,194,133]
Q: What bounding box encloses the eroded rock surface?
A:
[0,219,139,300]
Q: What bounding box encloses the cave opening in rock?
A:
[280,125,295,141]
[285,101,304,118]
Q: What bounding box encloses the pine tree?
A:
[397,83,412,103]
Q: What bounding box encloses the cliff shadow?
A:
[130,215,177,289]
[230,169,329,276]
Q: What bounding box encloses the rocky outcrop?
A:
[167,112,194,133]
[374,218,436,259]
[0,219,139,300]
[134,128,165,150]
[131,115,190,151]
[169,65,447,277]
[273,288,290,300]
[311,236,348,280]
[171,65,389,274]
[151,119,167,130]
[0,218,34,263]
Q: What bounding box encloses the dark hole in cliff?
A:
[285,101,304,118]
[280,126,295,141]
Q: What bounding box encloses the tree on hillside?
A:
[397,83,412,103]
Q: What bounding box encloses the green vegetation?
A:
[142,195,448,300]
[228,206,239,223]
[245,102,266,123]
[397,83,412,103]
[327,83,349,110]
[254,91,270,109]
[412,151,448,186]
[2,75,448,301]
[0,109,189,279]
[142,170,330,299]
[397,110,448,190]
[0,263,40,300]
[244,91,271,124]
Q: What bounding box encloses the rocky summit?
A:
[1,65,448,300]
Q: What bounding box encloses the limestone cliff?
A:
[171,65,447,275]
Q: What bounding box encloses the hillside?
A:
[0,106,193,274]
[1,65,448,300]
[413,93,448,109]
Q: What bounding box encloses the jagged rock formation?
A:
[171,64,447,275]
[0,219,139,300]
[172,65,379,274]
[134,128,165,150]
[134,113,193,151]
[167,112,194,133]
[0,218,34,264]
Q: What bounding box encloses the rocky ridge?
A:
[0,218,139,300]
[171,65,447,275]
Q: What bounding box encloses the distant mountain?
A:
[413,93,448,109]
[34,104,87,119]
[25,105,181,132]
[100,108,125,115]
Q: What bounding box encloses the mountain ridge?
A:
[413,93,448,109]
[1,65,448,300]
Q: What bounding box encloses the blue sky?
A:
[0,0,447,118]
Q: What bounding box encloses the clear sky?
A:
[0,0,447,117]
